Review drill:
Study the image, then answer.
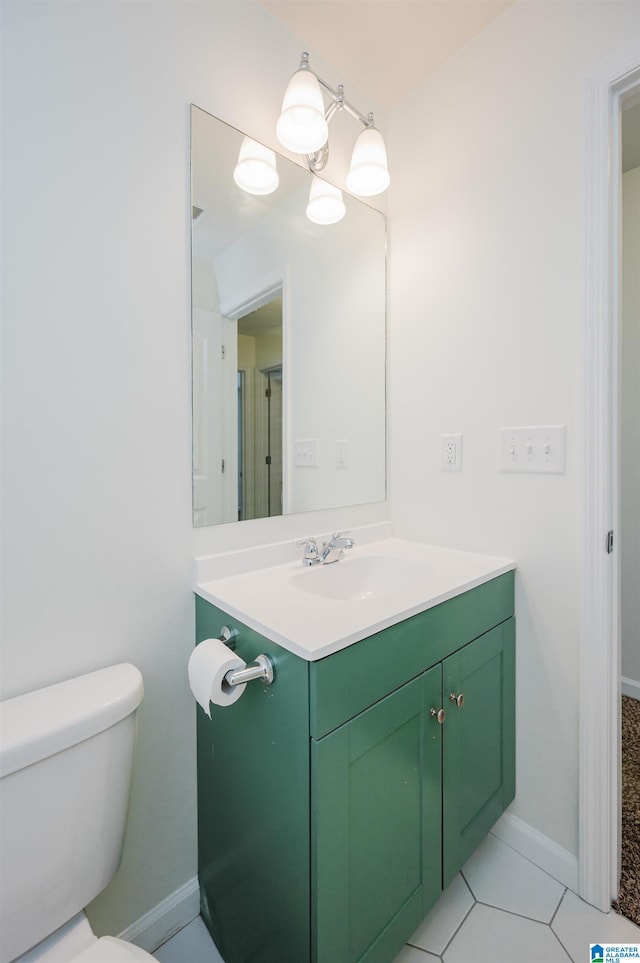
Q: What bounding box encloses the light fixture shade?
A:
[276,69,328,154]
[233,137,279,195]
[346,126,390,197]
[306,176,346,225]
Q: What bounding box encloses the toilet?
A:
[0,664,158,963]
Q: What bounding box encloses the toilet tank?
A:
[0,664,144,963]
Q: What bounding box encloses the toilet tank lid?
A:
[0,664,144,777]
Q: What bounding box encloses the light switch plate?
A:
[499,425,566,473]
[294,438,318,467]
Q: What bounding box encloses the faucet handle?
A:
[295,536,320,564]
[330,531,354,546]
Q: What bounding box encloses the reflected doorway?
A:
[237,297,283,520]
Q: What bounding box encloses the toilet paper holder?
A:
[217,627,275,688]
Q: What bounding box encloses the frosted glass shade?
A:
[346,126,390,197]
[233,137,279,195]
[276,69,328,154]
[306,176,346,225]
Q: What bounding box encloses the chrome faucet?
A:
[296,532,355,566]
[320,531,355,564]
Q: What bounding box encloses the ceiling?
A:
[258,0,515,109]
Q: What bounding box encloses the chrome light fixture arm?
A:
[295,52,377,175]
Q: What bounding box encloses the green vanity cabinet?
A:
[311,618,515,963]
[196,571,514,963]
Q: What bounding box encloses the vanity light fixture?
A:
[233,136,279,196]
[306,175,346,225]
[276,52,390,198]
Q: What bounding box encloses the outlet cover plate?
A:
[441,433,463,472]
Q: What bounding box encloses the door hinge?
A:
[221,458,225,474]
[265,455,272,466]
[606,530,614,554]
[221,345,226,360]
[265,387,271,398]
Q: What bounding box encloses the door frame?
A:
[580,40,640,912]
[220,272,289,515]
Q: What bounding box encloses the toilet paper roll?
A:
[188,638,247,716]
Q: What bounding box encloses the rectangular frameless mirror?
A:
[190,105,386,527]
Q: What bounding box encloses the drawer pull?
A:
[430,707,446,725]
[449,692,465,708]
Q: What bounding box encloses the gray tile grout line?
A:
[462,861,565,927]
[487,830,572,892]
[406,873,477,959]
[471,896,566,926]
[549,887,569,929]
[546,888,591,963]
[440,872,477,957]
[408,892,577,963]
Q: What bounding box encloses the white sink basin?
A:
[195,536,515,662]
[289,554,432,602]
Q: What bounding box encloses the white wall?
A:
[387,1,640,862]
[0,0,387,940]
[621,165,640,689]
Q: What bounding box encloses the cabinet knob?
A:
[449,692,465,708]
[430,707,446,724]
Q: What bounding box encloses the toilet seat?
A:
[72,937,157,962]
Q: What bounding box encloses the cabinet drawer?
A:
[310,572,514,738]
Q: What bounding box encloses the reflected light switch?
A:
[294,439,319,467]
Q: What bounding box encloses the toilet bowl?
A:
[13,912,155,963]
[0,665,157,963]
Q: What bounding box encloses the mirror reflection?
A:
[191,105,386,527]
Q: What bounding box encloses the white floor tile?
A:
[154,917,225,963]
[462,833,565,922]
[407,874,474,955]
[551,890,640,962]
[443,904,572,963]
[394,945,441,962]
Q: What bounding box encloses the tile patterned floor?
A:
[154,832,640,963]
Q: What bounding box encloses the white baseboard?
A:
[117,876,200,953]
[491,812,579,893]
[622,676,640,700]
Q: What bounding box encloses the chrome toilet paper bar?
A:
[225,654,275,688]
[217,627,275,687]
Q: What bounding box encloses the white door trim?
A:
[580,40,640,912]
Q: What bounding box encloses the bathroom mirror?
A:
[190,105,386,527]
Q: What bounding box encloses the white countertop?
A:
[194,531,515,662]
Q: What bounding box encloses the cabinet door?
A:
[442,618,515,886]
[312,667,442,963]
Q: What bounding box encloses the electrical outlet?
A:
[441,433,462,472]
[336,439,349,469]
